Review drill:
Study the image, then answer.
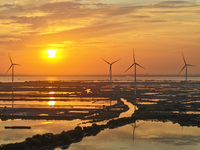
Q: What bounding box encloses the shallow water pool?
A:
[65,121,200,150]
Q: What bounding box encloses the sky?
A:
[0,0,200,75]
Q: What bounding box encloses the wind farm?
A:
[0,0,200,150]
[0,50,199,150]
[0,49,199,150]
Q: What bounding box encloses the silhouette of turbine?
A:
[6,53,21,108]
[101,58,120,89]
[131,121,144,143]
[179,53,195,91]
[125,49,145,95]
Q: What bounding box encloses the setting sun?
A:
[46,50,57,58]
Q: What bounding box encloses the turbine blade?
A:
[182,53,186,65]
[125,63,135,73]
[136,63,145,69]
[6,65,12,73]
[8,53,13,64]
[133,49,135,63]
[187,64,195,67]
[178,65,186,75]
[111,59,120,65]
[13,64,21,66]
[101,58,110,65]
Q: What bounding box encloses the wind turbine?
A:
[131,121,144,143]
[6,53,21,108]
[179,53,195,91]
[125,49,145,95]
[101,58,120,90]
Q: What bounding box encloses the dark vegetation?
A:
[0,117,136,150]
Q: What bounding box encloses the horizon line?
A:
[1,74,200,77]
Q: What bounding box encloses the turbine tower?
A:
[101,58,120,90]
[179,53,195,91]
[131,121,144,143]
[125,49,145,95]
[6,53,21,108]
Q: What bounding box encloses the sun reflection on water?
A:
[48,101,55,106]
[49,91,55,95]
[42,121,52,124]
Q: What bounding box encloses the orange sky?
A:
[0,0,200,75]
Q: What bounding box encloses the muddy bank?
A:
[1,99,200,150]
[0,101,128,121]
[1,80,200,149]
[1,110,200,150]
[0,116,136,150]
[133,105,200,127]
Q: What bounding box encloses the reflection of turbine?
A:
[125,49,145,95]
[6,53,21,108]
[179,53,195,91]
[131,121,144,143]
[101,58,120,89]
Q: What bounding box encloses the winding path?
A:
[119,98,136,118]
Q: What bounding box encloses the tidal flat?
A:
[0,80,200,150]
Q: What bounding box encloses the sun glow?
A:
[46,50,57,58]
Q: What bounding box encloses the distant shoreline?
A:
[1,74,200,83]
[1,74,200,77]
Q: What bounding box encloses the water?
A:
[0,119,82,145]
[0,76,200,149]
[56,98,200,150]
[0,100,114,109]
[119,98,136,118]
[1,75,200,82]
[0,98,134,146]
[67,121,200,150]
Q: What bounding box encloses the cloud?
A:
[20,21,129,45]
[0,0,200,45]
[0,3,25,14]
[0,1,141,41]
[151,0,198,8]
